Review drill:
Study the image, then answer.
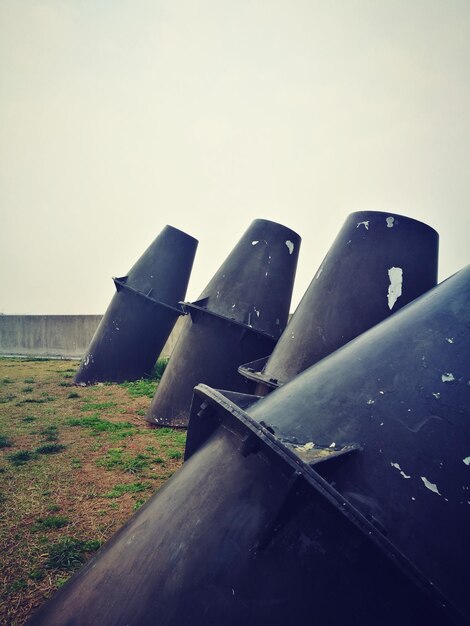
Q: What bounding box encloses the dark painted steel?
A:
[145,219,300,427]
[239,266,470,621]
[74,226,198,385]
[28,267,469,626]
[239,210,438,394]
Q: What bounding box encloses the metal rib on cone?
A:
[239,211,438,394]
[74,225,198,385]
[145,219,300,427]
[27,268,469,626]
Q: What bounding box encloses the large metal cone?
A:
[27,269,469,626]
[239,210,438,393]
[189,265,470,620]
[74,225,198,384]
[145,219,300,427]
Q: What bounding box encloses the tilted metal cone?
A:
[145,219,301,427]
[28,266,470,626]
[239,210,438,394]
[74,225,198,385]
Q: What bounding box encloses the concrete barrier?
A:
[0,315,184,360]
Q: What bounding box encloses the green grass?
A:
[102,482,150,498]
[120,378,157,398]
[39,426,59,441]
[33,516,70,531]
[167,449,182,460]
[80,401,117,411]
[97,448,160,473]
[36,443,66,455]
[65,414,137,439]
[8,450,36,465]
[0,435,12,448]
[152,357,169,381]
[46,537,101,571]
[67,392,80,399]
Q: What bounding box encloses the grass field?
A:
[0,357,184,626]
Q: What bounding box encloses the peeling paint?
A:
[463,457,470,466]
[367,399,375,405]
[391,462,411,479]
[421,476,442,496]
[432,392,441,399]
[296,441,315,451]
[441,372,455,383]
[386,216,395,228]
[254,308,260,318]
[315,266,324,280]
[329,442,336,448]
[252,241,259,246]
[356,221,369,230]
[387,266,403,310]
[285,240,294,255]
[446,337,455,344]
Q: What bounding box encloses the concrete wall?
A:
[0,314,185,360]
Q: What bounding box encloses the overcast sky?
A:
[1,0,469,314]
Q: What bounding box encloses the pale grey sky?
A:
[1,0,469,314]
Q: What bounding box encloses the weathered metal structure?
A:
[239,211,439,394]
[145,219,300,427]
[28,265,470,626]
[74,226,198,385]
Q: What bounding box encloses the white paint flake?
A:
[432,392,441,399]
[386,216,395,228]
[441,373,455,383]
[367,399,375,405]
[391,462,411,479]
[421,476,442,496]
[254,308,260,318]
[387,267,403,310]
[252,241,259,246]
[329,442,336,448]
[296,441,315,451]
[463,457,470,466]
[356,221,369,230]
[285,240,294,255]
[446,337,455,344]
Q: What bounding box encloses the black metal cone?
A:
[74,225,198,385]
[231,264,469,620]
[239,211,438,394]
[145,219,300,427]
[27,375,466,625]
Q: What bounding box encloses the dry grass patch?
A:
[0,357,183,626]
